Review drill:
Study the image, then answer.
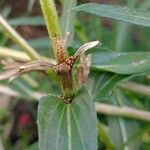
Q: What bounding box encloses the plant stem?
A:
[39,0,62,59]
[120,81,150,96]
[95,102,150,122]
[0,47,56,63]
[39,0,72,96]
[0,15,40,60]
[61,71,74,99]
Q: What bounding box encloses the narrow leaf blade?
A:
[91,51,150,74]
[71,3,150,27]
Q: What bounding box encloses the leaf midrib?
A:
[67,104,72,150]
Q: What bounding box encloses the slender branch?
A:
[0,85,45,100]
[0,85,20,97]
[120,81,150,96]
[0,60,54,80]
[0,15,40,60]
[0,47,56,63]
[95,102,150,122]
[0,47,31,62]
[18,60,54,74]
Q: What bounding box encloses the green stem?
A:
[39,0,62,58]
[61,71,75,99]
[0,15,40,60]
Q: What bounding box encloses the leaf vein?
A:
[71,107,86,150]
[55,104,66,150]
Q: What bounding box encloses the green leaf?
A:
[122,125,150,148]
[88,70,149,103]
[9,77,35,99]
[90,51,150,74]
[8,16,45,26]
[61,0,76,33]
[71,3,150,27]
[38,85,97,150]
[88,72,128,102]
[107,91,141,150]
[60,0,77,46]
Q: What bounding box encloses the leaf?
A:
[88,70,150,102]
[61,0,77,46]
[38,85,97,150]
[90,51,150,74]
[107,91,141,150]
[9,77,36,100]
[122,126,150,148]
[71,3,150,27]
[88,72,129,102]
[8,16,45,26]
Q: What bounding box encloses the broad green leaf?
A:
[90,51,150,74]
[71,3,150,27]
[88,70,149,103]
[116,0,150,51]
[88,72,129,102]
[8,16,45,26]
[38,85,97,150]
